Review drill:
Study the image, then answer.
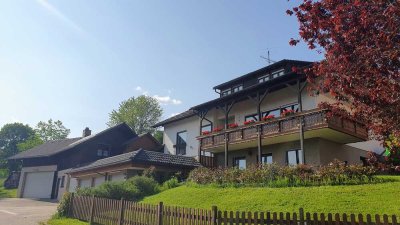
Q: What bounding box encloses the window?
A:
[97,149,103,157]
[281,103,299,113]
[217,116,235,128]
[232,85,243,93]
[258,75,270,83]
[221,89,232,97]
[233,157,246,169]
[201,124,212,133]
[102,150,109,157]
[176,131,187,155]
[287,149,304,165]
[60,176,65,188]
[264,109,281,118]
[271,69,285,79]
[245,114,259,122]
[261,154,273,164]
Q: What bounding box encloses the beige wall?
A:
[163,116,200,157]
[214,138,366,167]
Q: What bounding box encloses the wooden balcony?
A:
[198,109,368,151]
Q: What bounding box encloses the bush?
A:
[55,192,73,218]
[188,160,380,187]
[76,176,160,201]
[161,177,180,191]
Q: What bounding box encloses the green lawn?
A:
[0,178,17,198]
[40,218,88,225]
[142,176,400,216]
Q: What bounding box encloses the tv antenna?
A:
[260,50,276,65]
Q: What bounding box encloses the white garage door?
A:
[23,171,54,199]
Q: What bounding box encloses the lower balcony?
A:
[198,109,368,152]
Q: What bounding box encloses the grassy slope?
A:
[41,218,88,225]
[142,176,400,215]
[0,178,17,198]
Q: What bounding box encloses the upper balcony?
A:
[198,109,368,152]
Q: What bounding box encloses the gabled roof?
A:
[69,149,201,173]
[9,123,135,160]
[213,59,312,90]
[152,110,197,128]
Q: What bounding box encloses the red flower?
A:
[212,127,223,132]
[244,120,255,125]
[281,109,295,117]
[228,123,239,129]
[202,131,211,135]
[262,115,275,121]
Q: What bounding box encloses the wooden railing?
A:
[199,109,368,150]
[200,155,217,168]
[69,195,399,225]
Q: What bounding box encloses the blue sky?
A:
[0,0,322,137]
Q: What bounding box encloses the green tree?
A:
[35,119,70,142]
[17,134,44,152]
[153,130,163,144]
[107,95,163,135]
[0,123,35,169]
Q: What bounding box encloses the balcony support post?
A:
[219,101,235,168]
[195,109,210,165]
[297,80,307,163]
[248,89,269,165]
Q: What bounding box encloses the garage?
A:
[22,171,55,199]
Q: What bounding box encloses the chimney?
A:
[82,127,91,137]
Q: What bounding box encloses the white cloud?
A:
[135,86,143,91]
[36,0,87,37]
[153,95,182,105]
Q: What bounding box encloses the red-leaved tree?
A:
[287,0,400,139]
[287,0,400,168]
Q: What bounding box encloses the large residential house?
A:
[9,123,199,200]
[154,59,369,168]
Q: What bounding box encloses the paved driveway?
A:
[0,198,58,225]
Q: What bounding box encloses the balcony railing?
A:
[198,109,368,150]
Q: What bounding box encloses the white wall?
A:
[163,116,200,157]
[162,84,317,157]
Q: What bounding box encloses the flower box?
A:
[244,120,255,125]
[212,127,223,132]
[262,115,275,121]
[281,109,295,117]
[202,131,211,135]
[228,123,239,129]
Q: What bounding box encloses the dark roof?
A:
[213,59,312,90]
[153,110,197,128]
[69,149,201,173]
[8,137,83,160]
[9,123,135,160]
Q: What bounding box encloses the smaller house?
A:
[67,149,201,189]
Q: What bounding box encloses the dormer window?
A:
[271,69,285,79]
[258,75,270,83]
[232,85,243,93]
[221,89,231,97]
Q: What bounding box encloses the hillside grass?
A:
[0,178,17,198]
[40,218,89,225]
[142,176,400,215]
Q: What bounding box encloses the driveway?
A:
[0,198,58,225]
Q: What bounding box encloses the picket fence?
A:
[69,195,399,225]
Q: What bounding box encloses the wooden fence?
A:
[69,195,399,225]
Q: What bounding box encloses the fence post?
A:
[89,195,95,224]
[68,192,75,218]
[211,206,218,225]
[157,202,164,225]
[118,198,125,225]
[299,208,305,225]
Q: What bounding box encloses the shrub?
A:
[188,160,380,187]
[161,177,180,191]
[55,192,73,218]
[76,176,160,201]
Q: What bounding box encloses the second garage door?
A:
[23,171,54,199]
